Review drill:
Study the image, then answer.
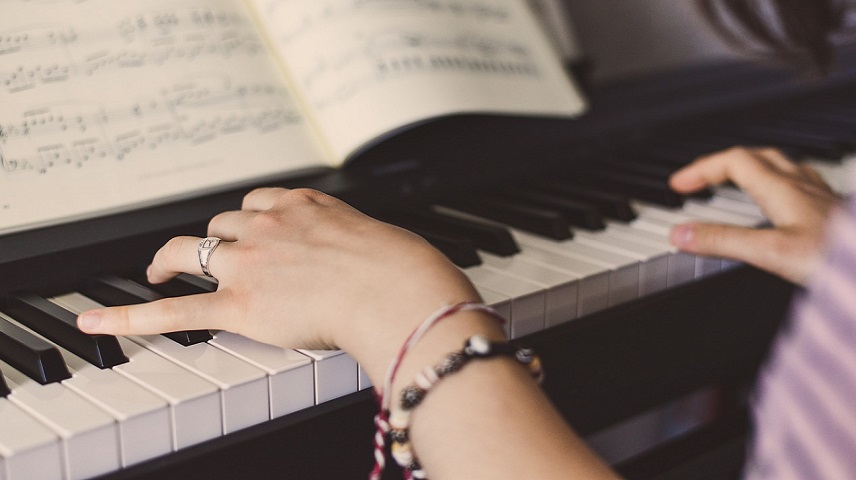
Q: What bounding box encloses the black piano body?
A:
[3,51,856,478]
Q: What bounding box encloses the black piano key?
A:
[436,194,572,240]
[525,180,637,222]
[716,125,847,159]
[652,137,739,160]
[795,108,856,137]
[80,277,158,306]
[602,158,677,179]
[659,135,803,164]
[561,170,685,208]
[621,144,702,167]
[603,158,713,200]
[765,118,856,149]
[173,273,219,294]
[397,224,482,268]
[161,329,214,347]
[125,271,215,297]
[79,276,213,346]
[0,294,128,369]
[0,369,9,397]
[377,208,519,256]
[805,105,856,128]
[493,187,606,231]
[0,315,71,384]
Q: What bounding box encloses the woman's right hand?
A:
[77,187,484,382]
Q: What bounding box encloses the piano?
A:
[2,40,856,479]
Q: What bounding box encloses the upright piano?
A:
[2,40,856,479]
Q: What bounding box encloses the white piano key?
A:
[129,334,269,434]
[704,192,765,218]
[480,252,578,333]
[642,199,762,276]
[680,202,760,227]
[0,358,120,480]
[503,242,609,319]
[573,230,670,296]
[437,205,622,317]
[472,285,513,337]
[209,332,315,418]
[295,350,358,404]
[113,338,224,449]
[512,230,640,307]
[803,158,852,194]
[713,186,755,205]
[462,265,545,339]
[358,365,372,391]
[607,223,697,286]
[632,202,699,226]
[0,398,62,480]
[51,293,223,451]
[1,311,171,468]
[630,205,724,278]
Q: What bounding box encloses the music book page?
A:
[0,0,327,234]
[0,0,586,234]
[250,0,586,161]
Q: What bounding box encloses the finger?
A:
[77,293,230,336]
[670,222,795,278]
[753,147,799,173]
[148,235,233,283]
[669,147,783,198]
[797,164,834,189]
[242,187,290,211]
[208,210,256,240]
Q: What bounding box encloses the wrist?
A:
[336,303,505,394]
[384,309,508,401]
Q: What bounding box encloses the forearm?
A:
[355,309,618,479]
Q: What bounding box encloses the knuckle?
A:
[287,188,329,205]
[243,187,282,208]
[207,212,229,232]
[158,236,190,260]
[758,146,785,157]
[247,210,282,232]
[726,145,750,155]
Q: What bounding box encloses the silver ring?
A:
[198,237,221,277]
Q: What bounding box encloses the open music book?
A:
[0,0,586,235]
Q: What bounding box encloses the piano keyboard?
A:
[1,92,856,480]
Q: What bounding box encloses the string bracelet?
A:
[369,302,506,480]
[389,334,544,479]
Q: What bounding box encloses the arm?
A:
[668,146,841,285]
[76,187,617,479]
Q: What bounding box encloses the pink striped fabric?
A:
[745,170,856,478]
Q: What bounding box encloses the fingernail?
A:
[146,264,153,280]
[78,311,102,332]
[671,224,695,249]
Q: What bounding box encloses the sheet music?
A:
[250,0,586,161]
[0,0,326,234]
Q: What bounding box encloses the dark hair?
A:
[697,0,848,75]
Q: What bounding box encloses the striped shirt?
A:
[745,175,856,478]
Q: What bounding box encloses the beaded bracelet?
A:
[370,302,506,480]
[388,334,544,479]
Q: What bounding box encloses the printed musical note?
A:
[1,78,301,175]
[253,0,551,112]
[264,0,510,42]
[0,7,265,96]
